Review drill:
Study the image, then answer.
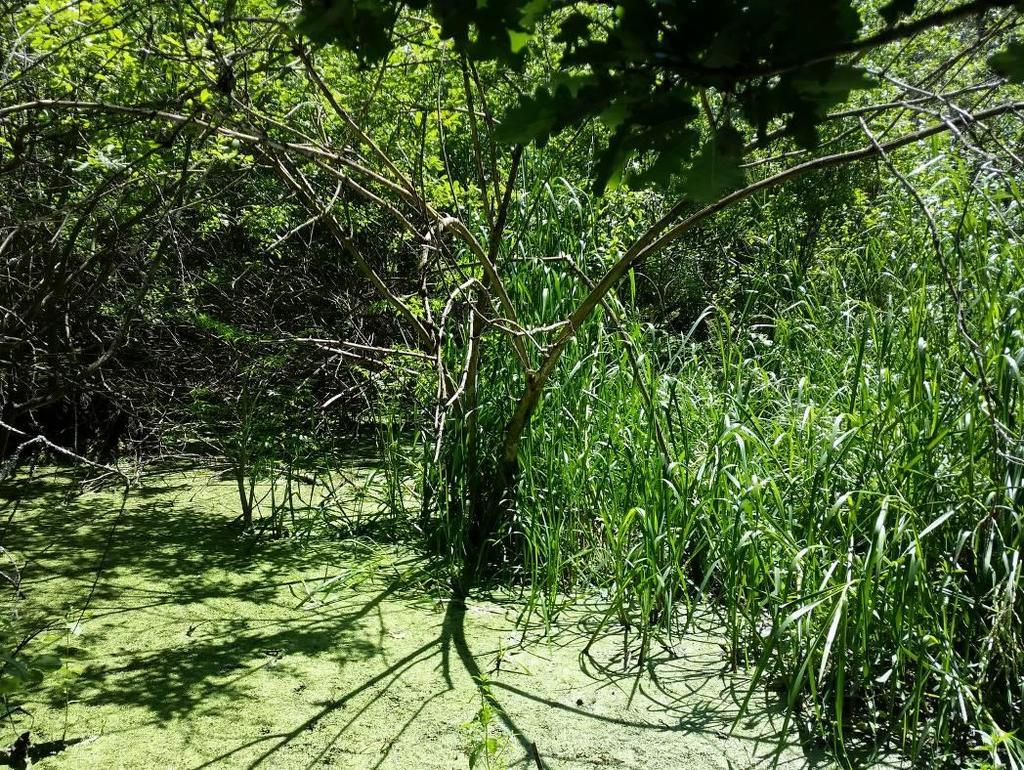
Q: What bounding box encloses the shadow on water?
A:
[0,470,838,769]
[0,736,88,769]
[4,471,387,708]
[183,585,547,770]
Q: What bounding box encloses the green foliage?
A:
[880,0,920,25]
[0,648,61,699]
[989,41,1024,81]
[461,676,509,770]
[396,158,1024,764]
[298,0,400,62]
[301,0,966,192]
[301,0,535,65]
[676,125,745,202]
[193,312,250,343]
[6,0,1024,765]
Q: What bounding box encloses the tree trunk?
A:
[462,373,543,577]
[234,466,252,527]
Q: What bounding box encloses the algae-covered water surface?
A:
[3,469,836,769]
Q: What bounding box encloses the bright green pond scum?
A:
[1,468,885,769]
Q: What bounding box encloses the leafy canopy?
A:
[299,0,1020,196]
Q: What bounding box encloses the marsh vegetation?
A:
[2,1,1024,767]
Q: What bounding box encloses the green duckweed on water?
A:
[0,468,880,769]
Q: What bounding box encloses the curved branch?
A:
[499,98,1024,465]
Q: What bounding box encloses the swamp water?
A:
[2,468,853,768]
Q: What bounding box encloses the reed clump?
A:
[395,166,1024,766]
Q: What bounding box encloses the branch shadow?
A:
[4,471,844,769]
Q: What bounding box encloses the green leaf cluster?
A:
[302,0,900,193]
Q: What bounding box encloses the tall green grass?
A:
[396,162,1024,765]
